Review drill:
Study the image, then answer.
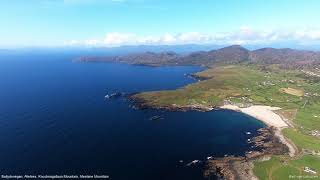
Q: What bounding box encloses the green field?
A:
[254,155,320,180]
[134,65,314,109]
[133,64,320,179]
[283,128,320,151]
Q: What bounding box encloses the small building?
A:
[311,130,320,137]
[304,167,317,174]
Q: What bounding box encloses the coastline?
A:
[83,53,319,179]
[220,104,297,157]
[129,96,299,179]
[219,105,288,128]
[130,98,299,179]
[131,95,293,139]
[209,104,299,180]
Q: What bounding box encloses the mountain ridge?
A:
[77,45,320,68]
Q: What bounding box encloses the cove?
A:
[0,53,265,179]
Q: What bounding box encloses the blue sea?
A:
[0,51,265,180]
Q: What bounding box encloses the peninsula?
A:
[80,45,320,179]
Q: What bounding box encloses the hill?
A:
[77,45,320,68]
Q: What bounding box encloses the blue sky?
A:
[1,0,320,48]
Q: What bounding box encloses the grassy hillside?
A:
[133,64,320,179]
[133,64,315,110]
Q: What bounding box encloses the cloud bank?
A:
[65,27,320,47]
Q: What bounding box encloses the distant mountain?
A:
[173,45,249,66]
[77,45,320,68]
[78,51,181,66]
[93,44,224,55]
[249,48,320,68]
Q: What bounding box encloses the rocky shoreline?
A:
[204,127,289,180]
[129,95,215,112]
[128,96,296,180]
[184,73,211,81]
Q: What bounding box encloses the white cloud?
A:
[65,27,320,47]
[137,35,159,44]
[160,33,176,43]
[64,39,80,46]
[177,32,211,42]
[85,39,100,46]
[104,32,136,45]
[294,28,320,40]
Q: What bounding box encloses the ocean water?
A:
[0,52,265,179]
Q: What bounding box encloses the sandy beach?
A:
[220,105,297,157]
[220,105,289,128]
